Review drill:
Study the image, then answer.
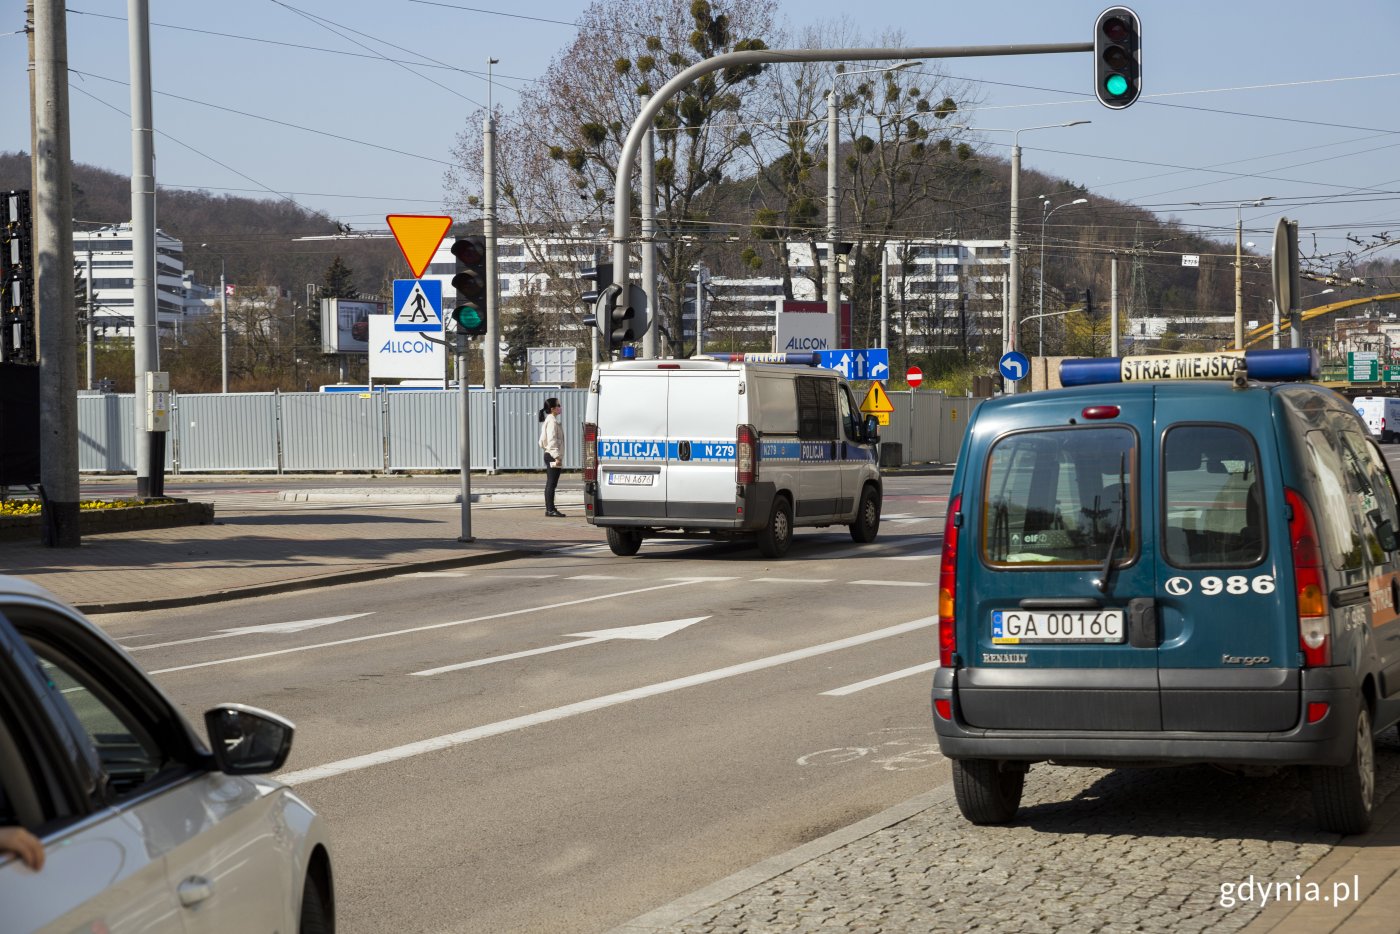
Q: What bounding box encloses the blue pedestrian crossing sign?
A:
[816,349,889,381]
[999,350,1030,382]
[393,278,443,332]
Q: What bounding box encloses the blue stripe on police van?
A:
[599,438,876,464]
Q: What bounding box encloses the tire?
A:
[606,528,643,557]
[757,495,793,559]
[950,758,1025,825]
[299,872,333,934]
[849,484,881,543]
[1311,703,1376,835]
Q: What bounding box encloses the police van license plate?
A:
[607,473,654,486]
[991,609,1125,644]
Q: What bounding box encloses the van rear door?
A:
[1154,388,1298,732]
[959,389,1160,732]
[666,371,740,520]
[595,371,670,519]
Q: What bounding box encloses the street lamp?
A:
[827,62,919,321]
[1234,198,1272,350]
[975,120,1091,392]
[1037,196,1088,356]
[201,243,228,392]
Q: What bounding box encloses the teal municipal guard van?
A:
[932,348,1400,833]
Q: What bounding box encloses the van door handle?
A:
[178,875,215,907]
[1127,598,1159,648]
[1331,584,1371,608]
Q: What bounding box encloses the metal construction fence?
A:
[76,387,976,474]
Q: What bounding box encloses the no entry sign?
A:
[906,366,923,388]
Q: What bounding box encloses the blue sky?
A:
[3,1,1399,273]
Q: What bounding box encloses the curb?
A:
[277,489,586,506]
[608,783,956,933]
[72,546,543,615]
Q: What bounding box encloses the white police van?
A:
[583,353,883,557]
[1352,394,1400,442]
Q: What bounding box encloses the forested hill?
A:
[0,151,399,297]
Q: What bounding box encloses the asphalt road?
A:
[94,475,952,934]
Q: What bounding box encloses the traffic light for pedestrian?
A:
[1094,6,1141,109]
[450,235,488,337]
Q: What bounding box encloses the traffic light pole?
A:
[483,114,500,392]
[605,41,1092,347]
[457,333,473,542]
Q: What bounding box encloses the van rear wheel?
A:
[757,495,793,559]
[1310,704,1375,835]
[606,528,643,557]
[951,758,1024,825]
[849,484,881,543]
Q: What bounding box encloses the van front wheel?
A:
[849,485,881,543]
[951,758,1024,825]
[757,496,793,558]
[606,528,643,557]
[1310,703,1375,835]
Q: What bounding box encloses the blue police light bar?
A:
[702,352,820,366]
[1059,348,1319,387]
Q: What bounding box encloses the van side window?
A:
[1338,430,1400,563]
[839,386,860,441]
[981,427,1134,566]
[1302,430,1366,576]
[1162,425,1265,569]
[796,377,837,440]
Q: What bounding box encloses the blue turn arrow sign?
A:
[999,350,1029,382]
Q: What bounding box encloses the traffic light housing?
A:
[1094,6,1141,109]
[450,235,488,337]
[581,261,625,354]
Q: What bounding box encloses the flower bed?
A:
[0,498,215,542]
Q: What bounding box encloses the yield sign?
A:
[386,214,452,279]
[860,381,895,415]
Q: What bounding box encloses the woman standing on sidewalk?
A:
[538,398,566,517]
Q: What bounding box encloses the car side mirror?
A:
[864,414,880,444]
[204,704,294,775]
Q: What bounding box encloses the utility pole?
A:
[33,0,79,545]
[128,0,160,497]
[84,243,93,389]
[640,93,658,359]
[826,88,839,320]
[482,112,499,392]
[1110,255,1119,357]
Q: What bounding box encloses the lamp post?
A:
[202,243,228,392]
[1234,198,1272,349]
[827,62,919,321]
[976,120,1090,392]
[1037,197,1088,356]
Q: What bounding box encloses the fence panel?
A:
[908,390,944,463]
[386,392,460,471]
[280,392,384,471]
[492,388,588,471]
[174,392,279,472]
[939,396,979,465]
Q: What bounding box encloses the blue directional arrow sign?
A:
[999,350,1030,382]
[817,349,889,380]
[393,278,443,333]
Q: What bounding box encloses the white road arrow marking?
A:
[411,616,710,677]
[219,614,373,636]
[130,613,373,651]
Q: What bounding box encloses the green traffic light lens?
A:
[1105,73,1129,97]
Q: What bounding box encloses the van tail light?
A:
[737,424,758,484]
[939,494,961,668]
[1285,487,1331,667]
[583,422,599,483]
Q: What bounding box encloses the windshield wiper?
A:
[1095,453,1128,594]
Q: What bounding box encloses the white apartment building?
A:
[73,224,187,339]
[426,234,1012,353]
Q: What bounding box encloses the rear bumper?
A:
[586,482,774,532]
[931,665,1360,767]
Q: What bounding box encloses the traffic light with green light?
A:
[450,235,488,337]
[1094,7,1141,109]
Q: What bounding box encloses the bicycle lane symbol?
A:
[796,727,945,772]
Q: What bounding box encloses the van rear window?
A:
[981,427,1135,566]
[1162,425,1265,568]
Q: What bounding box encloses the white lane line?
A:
[752,577,834,584]
[129,613,373,651]
[882,555,934,561]
[568,574,625,580]
[821,661,940,697]
[484,574,558,579]
[412,617,709,677]
[277,616,937,786]
[663,576,740,582]
[148,580,704,675]
[850,580,934,587]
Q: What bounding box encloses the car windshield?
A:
[981,426,1135,566]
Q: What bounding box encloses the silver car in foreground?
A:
[0,577,333,933]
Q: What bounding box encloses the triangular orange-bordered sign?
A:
[386,214,453,279]
[860,381,895,415]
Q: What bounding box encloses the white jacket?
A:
[539,413,564,462]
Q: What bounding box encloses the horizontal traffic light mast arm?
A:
[609,41,1092,288]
